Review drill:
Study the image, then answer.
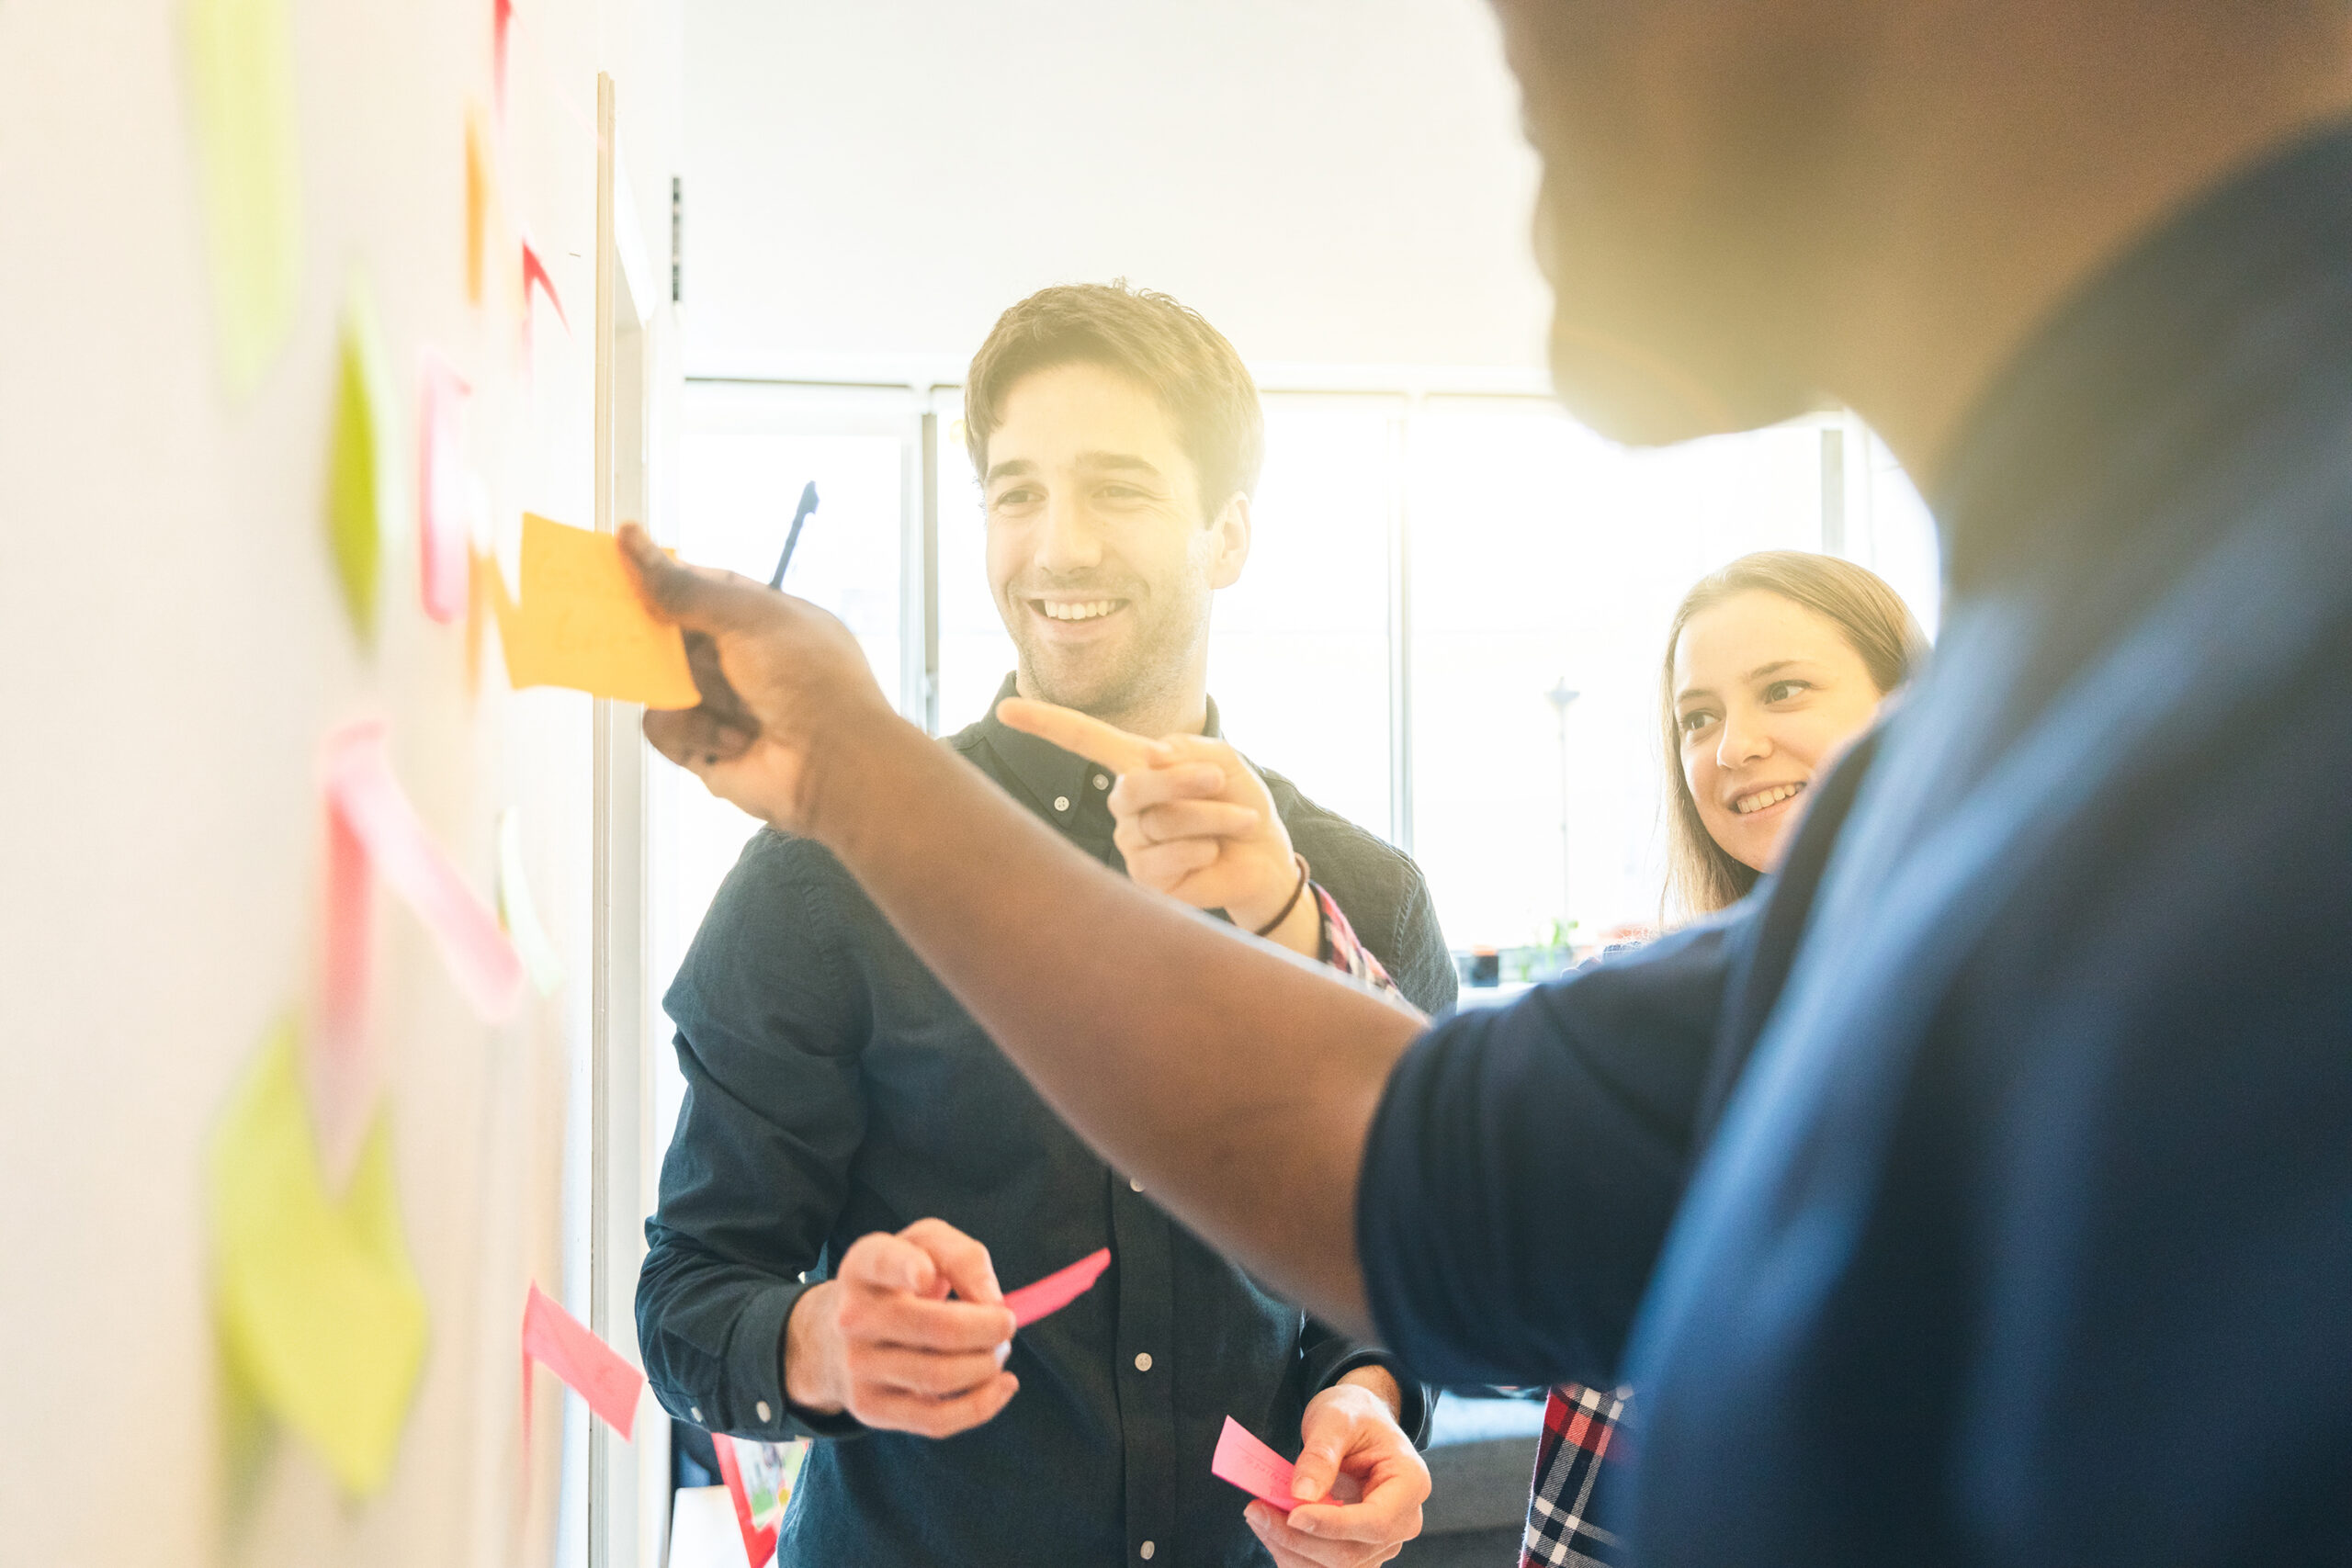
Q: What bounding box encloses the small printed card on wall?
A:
[712,1434,804,1568]
[494,513,699,708]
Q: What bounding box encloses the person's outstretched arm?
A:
[620,526,1421,1336]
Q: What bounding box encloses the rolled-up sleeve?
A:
[1356,917,1744,1390]
[636,831,872,1442]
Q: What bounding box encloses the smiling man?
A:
[636,283,1449,1568]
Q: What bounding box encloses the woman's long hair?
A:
[1660,551,1928,919]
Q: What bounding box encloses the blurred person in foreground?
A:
[1066,547,1928,1565]
[637,283,1442,1568]
[623,5,2352,1561]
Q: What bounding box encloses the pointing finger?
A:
[995,697,1172,774]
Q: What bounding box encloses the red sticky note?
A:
[711,1434,781,1568]
[1002,1247,1111,1327]
[1212,1416,1334,1514]
[417,349,471,624]
[521,237,568,355]
[492,0,514,121]
[522,1282,643,1439]
[311,788,379,1191]
[323,721,524,1022]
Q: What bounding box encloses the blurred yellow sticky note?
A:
[209,1019,427,1498]
[496,513,699,708]
[184,0,303,395]
[326,282,401,644]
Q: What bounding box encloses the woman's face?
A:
[1673,590,1887,874]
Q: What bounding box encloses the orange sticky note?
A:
[464,103,492,306]
[495,513,698,708]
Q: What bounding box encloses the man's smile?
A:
[1034,597,1128,623]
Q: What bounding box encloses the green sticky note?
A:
[325,283,400,644]
[209,1019,427,1498]
[184,0,304,396]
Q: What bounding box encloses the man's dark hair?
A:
[964,282,1265,515]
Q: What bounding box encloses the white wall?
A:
[683,0,1554,385]
[0,1,680,1563]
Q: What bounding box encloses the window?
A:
[662,379,1939,1013]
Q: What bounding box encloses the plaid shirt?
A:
[1321,896,1633,1567]
[1521,1383,1629,1567]
[1314,881,1401,994]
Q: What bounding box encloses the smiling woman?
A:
[1662,551,1928,918]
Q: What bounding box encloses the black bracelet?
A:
[1253,853,1312,937]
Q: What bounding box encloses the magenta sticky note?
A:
[1212,1416,1325,1513]
[522,1281,643,1439]
[1002,1247,1111,1327]
[323,720,524,1024]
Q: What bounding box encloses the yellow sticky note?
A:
[184,0,303,396]
[209,1019,427,1498]
[326,282,401,644]
[495,513,699,708]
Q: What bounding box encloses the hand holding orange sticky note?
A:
[495,513,699,708]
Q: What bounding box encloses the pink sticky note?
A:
[310,792,379,1191]
[521,238,568,350]
[1212,1416,1331,1514]
[1002,1247,1111,1326]
[492,0,514,122]
[711,1434,781,1568]
[417,349,471,624]
[522,1282,644,1440]
[323,720,524,1022]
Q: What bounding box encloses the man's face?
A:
[1490,0,1861,444]
[982,361,1248,720]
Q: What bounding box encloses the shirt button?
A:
[755,1400,773,1422]
[1129,1177,1145,1192]
[1054,795,1070,812]
[689,1406,704,1424]
[1094,773,1110,790]
[1134,1351,1153,1372]
[1140,1543,1156,1561]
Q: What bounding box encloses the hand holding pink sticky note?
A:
[1001,1247,1111,1326]
[1213,1416,1359,1514]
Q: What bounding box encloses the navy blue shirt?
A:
[642,683,1450,1566]
[1360,124,2352,1562]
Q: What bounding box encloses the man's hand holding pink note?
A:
[782,1220,1110,1440]
[1216,1392,1432,1568]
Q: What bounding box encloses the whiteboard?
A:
[0,0,684,1562]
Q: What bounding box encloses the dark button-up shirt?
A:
[642,679,1452,1566]
[1361,123,2352,1563]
